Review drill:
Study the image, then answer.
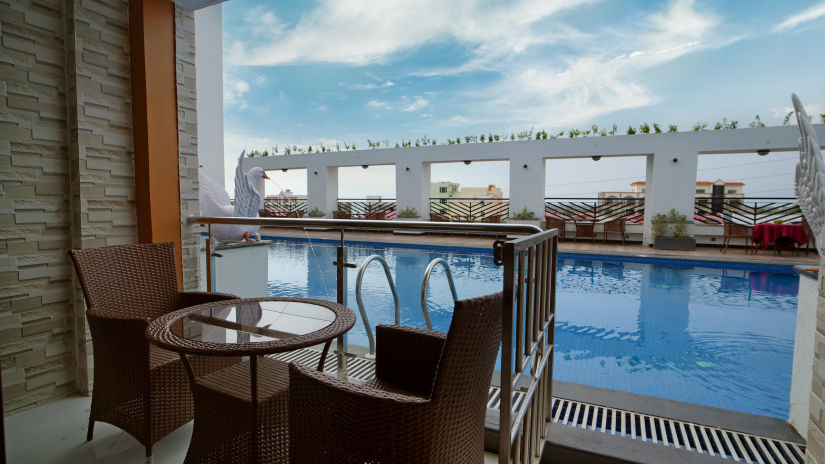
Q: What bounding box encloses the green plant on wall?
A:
[307,207,323,217]
[397,207,418,218]
[653,209,689,237]
[667,208,689,238]
[652,214,668,237]
[512,207,535,220]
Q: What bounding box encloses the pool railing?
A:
[188,215,556,464]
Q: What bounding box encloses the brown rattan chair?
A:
[573,220,596,242]
[721,222,753,254]
[545,217,565,240]
[69,242,238,458]
[289,292,503,464]
[481,215,501,223]
[332,210,351,219]
[430,213,451,222]
[603,218,626,244]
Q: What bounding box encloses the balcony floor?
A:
[4,394,500,463]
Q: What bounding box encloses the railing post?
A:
[753,202,758,226]
[333,228,354,379]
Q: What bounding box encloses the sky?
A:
[220,0,825,198]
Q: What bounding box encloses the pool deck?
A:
[259,227,820,267]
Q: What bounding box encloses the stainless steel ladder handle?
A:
[354,254,400,356]
[420,258,459,331]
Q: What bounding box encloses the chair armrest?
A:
[178,291,239,309]
[289,362,429,463]
[86,311,151,394]
[375,325,446,397]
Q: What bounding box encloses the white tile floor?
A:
[5,394,500,463]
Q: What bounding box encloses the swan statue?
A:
[792,93,824,256]
[199,151,270,241]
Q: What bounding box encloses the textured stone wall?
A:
[1,0,201,414]
[175,5,200,292]
[64,0,136,396]
[807,261,825,463]
[0,0,78,414]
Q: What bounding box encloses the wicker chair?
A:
[430,213,451,222]
[481,215,501,223]
[332,210,351,219]
[573,220,597,242]
[289,292,503,464]
[721,222,753,254]
[69,242,238,458]
[545,217,566,240]
[603,218,626,244]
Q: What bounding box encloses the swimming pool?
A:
[264,237,798,419]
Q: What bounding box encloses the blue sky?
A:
[221,0,825,198]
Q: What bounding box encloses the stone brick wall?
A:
[1,0,80,414]
[64,0,136,396]
[807,262,825,463]
[1,0,202,414]
[175,5,200,292]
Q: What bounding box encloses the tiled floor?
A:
[4,394,501,463]
[259,227,819,266]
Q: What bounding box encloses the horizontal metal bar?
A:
[188,216,543,234]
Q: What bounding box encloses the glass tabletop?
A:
[178,300,337,345]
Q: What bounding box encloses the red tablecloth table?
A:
[752,223,808,249]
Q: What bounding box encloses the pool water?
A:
[265,238,798,419]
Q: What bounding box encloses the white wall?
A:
[790,270,818,437]
[194,4,224,188]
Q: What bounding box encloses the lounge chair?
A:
[545,217,566,240]
[603,218,626,244]
[721,222,752,254]
[289,293,503,463]
[573,220,597,242]
[430,213,450,222]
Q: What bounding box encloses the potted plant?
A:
[307,207,324,217]
[652,209,696,250]
[507,207,542,228]
[395,207,420,221]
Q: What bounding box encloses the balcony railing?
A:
[262,198,308,217]
[544,197,644,223]
[694,197,801,226]
[191,216,553,463]
[337,198,397,219]
[429,197,509,222]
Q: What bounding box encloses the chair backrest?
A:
[429,293,502,431]
[546,218,564,228]
[481,215,500,223]
[728,223,751,236]
[70,242,180,319]
[604,219,625,231]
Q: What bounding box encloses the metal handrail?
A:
[354,255,400,356]
[189,216,543,234]
[419,258,458,331]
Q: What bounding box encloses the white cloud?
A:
[366,99,391,110]
[774,1,825,33]
[227,0,594,66]
[224,79,251,110]
[402,96,430,112]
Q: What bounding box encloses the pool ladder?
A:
[354,256,458,355]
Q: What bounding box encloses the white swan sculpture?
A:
[792,93,824,256]
[199,151,269,241]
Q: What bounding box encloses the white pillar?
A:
[194,4,224,188]
[509,156,545,221]
[642,150,699,245]
[307,164,338,217]
[395,162,430,218]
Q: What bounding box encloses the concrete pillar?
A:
[642,151,699,245]
[307,164,339,217]
[395,162,431,218]
[509,156,545,221]
[194,4,224,189]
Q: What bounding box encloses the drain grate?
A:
[270,349,805,464]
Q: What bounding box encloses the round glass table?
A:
[145,297,356,463]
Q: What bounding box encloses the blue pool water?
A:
[264,237,798,418]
